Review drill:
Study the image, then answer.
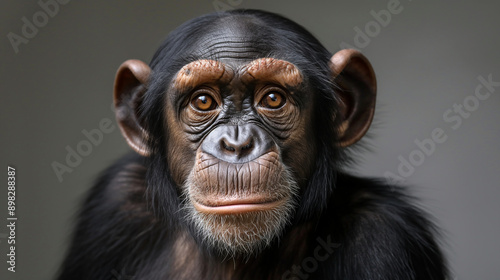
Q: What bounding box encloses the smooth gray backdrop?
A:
[1,1,499,279]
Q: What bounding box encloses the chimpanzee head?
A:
[113,9,376,257]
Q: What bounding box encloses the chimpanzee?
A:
[58,9,448,280]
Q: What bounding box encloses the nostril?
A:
[221,140,236,152]
[241,139,253,151]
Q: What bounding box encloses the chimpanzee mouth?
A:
[183,156,299,257]
[187,149,295,216]
[192,196,285,214]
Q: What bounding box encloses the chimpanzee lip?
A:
[192,197,285,214]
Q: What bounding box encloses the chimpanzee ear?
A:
[114,59,151,156]
[329,49,377,147]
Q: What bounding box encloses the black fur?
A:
[58,9,448,280]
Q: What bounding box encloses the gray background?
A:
[1,0,499,279]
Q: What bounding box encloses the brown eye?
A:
[260,92,285,109]
[191,94,217,111]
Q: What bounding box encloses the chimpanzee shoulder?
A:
[318,173,448,279]
[58,153,166,279]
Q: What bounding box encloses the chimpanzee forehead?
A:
[193,17,274,66]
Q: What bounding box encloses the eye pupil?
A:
[262,92,284,109]
[192,94,215,111]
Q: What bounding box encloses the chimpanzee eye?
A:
[191,94,217,111]
[260,92,286,109]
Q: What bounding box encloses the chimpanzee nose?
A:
[201,124,274,163]
[221,134,253,154]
